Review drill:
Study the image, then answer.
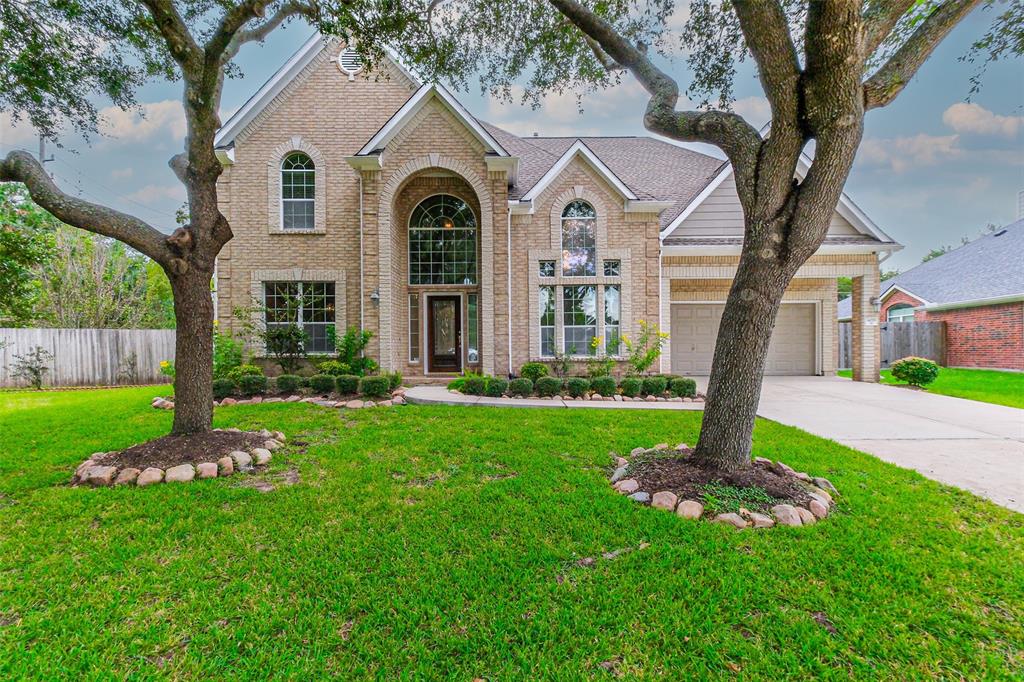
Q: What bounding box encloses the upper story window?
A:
[281,152,315,230]
[409,194,477,285]
[561,200,596,276]
[887,303,915,322]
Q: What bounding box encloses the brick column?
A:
[851,271,880,382]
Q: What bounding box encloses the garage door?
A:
[670,303,816,375]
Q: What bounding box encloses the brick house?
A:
[839,219,1024,370]
[213,34,899,381]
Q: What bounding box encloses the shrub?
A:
[212,378,235,400]
[565,377,590,398]
[622,320,669,376]
[385,371,403,391]
[448,370,484,391]
[535,376,563,397]
[275,374,302,394]
[590,376,617,396]
[237,374,268,396]
[891,356,939,387]
[641,376,668,396]
[619,376,642,397]
[519,362,549,383]
[508,377,533,397]
[463,376,487,396]
[212,330,245,380]
[359,375,390,398]
[264,323,307,373]
[227,364,263,384]
[308,374,336,394]
[12,346,53,390]
[669,377,697,398]
[484,378,509,397]
[330,326,376,375]
[317,360,351,376]
[336,374,360,395]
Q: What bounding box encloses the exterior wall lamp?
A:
[370,289,380,305]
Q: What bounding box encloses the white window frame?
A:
[560,200,597,277]
[886,304,915,322]
[263,281,336,355]
[280,152,316,231]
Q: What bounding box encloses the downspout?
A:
[507,208,513,378]
[358,174,365,331]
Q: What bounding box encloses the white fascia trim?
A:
[520,140,638,202]
[660,163,732,240]
[215,33,423,149]
[356,83,510,157]
[485,155,519,185]
[508,200,533,215]
[660,242,900,257]
[919,292,1024,312]
[345,155,383,171]
[879,284,930,306]
[215,146,235,166]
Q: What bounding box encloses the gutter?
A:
[919,292,1024,312]
[358,175,365,330]
[507,209,513,378]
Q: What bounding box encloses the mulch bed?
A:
[629,451,815,510]
[94,431,266,470]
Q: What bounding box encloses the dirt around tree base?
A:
[94,430,267,471]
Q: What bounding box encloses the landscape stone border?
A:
[72,428,287,488]
[452,390,705,404]
[151,388,407,411]
[610,444,839,529]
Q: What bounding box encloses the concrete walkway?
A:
[756,377,1024,513]
[406,377,1024,512]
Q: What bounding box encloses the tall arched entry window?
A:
[561,200,596,276]
[408,194,478,285]
[281,152,315,230]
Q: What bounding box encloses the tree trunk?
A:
[692,237,795,470]
[169,266,214,435]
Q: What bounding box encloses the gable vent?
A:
[336,47,363,80]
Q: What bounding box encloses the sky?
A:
[1,6,1021,272]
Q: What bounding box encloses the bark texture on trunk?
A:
[169,268,215,435]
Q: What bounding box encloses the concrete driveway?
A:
[751,376,1024,513]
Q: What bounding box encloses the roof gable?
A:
[521,140,636,202]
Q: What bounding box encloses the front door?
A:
[428,296,461,373]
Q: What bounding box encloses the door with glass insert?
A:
[428,296,461,372]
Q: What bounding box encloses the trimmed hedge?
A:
[519,362,549,383]
[641,376,668,396]
[227,364,263,384]
[508,377,533,397]
[317,360,351,376]
[891,356,939,387]
[385,371,403,391]
[589,376,617,396]
[669,377,697,398]
[463,376,487,396]
[336,374,360,395]
[619,376,642,397]
[237,374,268,396]
[484,378,509,397]
[535,376,563,397]
[309,374,336,394]
[212,378,235,400]
[275,374,302,394]
[359,375,390,398]
[565,377,590,398]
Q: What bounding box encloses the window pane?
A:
[603,260,620,277]
[467,294,479,364]
[604,285,620,355]
[281,153,315,231]
[563,285,596,355]
[561,201,597,277]
[539,260,556,277]
[409,195,477,284]
[409,294,420,362]
[539,286,555,357]
[263,281,334,353]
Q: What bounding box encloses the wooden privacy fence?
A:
[0,328,176,388]
[838,320,946,369]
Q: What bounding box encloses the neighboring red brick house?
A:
[839,219,1024,370]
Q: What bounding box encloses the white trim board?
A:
[879,284,930,306]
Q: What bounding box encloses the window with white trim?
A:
[887,303,915,322]
[561,200,596,276]
[563,285,597,355]
[263,281,335,353]
[604,284,621,355]
[467,294,479,364]
[409,194,477,285]
[281,152,315,230]
[539,286,555,358]
[409,293,420,362]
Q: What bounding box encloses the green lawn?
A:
[1,388,1022,679]
[838,367,1024,409]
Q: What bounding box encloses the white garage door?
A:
[670,303,816,375]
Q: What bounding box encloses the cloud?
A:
[942,102,1022,138]
[857,133,962,172]
[110,168,134,180]
[0,112,39,149]
[732,96,771,126]
[124,183,186,204]
[98,100,186,144]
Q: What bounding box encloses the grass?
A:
[838,367,1024,409]
[1,387,1022,679]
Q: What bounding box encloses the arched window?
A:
[887,303,915,322]
[281,152,315,230]
[409,195,477,285]
[561,200,596,276]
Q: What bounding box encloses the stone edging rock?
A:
[72,428,287,488]
[610,445,839,529]
[451,390,705,404]
[152,389,407,411]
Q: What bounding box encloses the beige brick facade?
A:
[215,39,884,380]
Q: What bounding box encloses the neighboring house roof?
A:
[838,218,1024,319]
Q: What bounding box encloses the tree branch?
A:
[732,0,802,123]
[863,0,984,110]
[862,0,918,55]
[222,2,315,63]
[137,0,201,70]
[1,151,173,263]
[546,0,761,167]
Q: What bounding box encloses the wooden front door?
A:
[428,296,461,373]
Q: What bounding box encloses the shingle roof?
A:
[664,235,889,247]
[481,123,726,229]
[837,218,1024,319]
